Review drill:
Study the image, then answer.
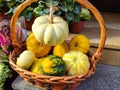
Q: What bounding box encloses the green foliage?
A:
[0,50,8,63]
[80,8,91,20]
[33,0,81,24]
[0,0,91,23]
[0,0,4,9]
[0,63,11,88]
[0,50,11,89]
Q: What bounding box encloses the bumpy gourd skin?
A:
[32,15,69,46]
[42,55,66,76]
[30,57,45,74]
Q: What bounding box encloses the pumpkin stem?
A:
[40,43,43,47]
[49,0,53,24]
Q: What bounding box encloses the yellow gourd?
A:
[69,34,90,54]
[63,50,90,76]
[53,41,69,57]
[32,15,69,46]
[30,57,45,74]
[26,33,52,57]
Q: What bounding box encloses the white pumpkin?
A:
[63,50,90,76]
[32,15,69,46]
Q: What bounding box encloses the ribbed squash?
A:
[63,50,90,76]
[30,57,45,74]
[32,15,69,46]
[53,41,69,57]
[26,33,52,57]
[69,34,90,54]
[42,55,66,76]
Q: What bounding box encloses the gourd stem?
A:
[49,0,53,24]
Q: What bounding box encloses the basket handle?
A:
[10,0,37,48]
[10,0,106,60]
[76,0,106,61]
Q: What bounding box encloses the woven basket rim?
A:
[9,46,95,84]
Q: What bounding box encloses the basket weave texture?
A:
[9,0,106,90]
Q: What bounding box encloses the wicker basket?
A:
[9,0,106,90]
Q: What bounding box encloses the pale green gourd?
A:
[16,50,36,70]
[63,50,90,76]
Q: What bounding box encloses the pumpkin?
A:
[30,57,45,74]
[32,15,69,46]
[62,50,90,76]
[53,41,69,57]
[42,55,66,76]
[69,34,90,54]
[16,50,36,70]
[26,33,52,57]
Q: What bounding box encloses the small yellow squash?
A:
[53,41,69,57]
[69,34,90,54]
[32,15,69,46]
[63,50,90,76]
[26,33,52,57]
[30,57,45,74]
